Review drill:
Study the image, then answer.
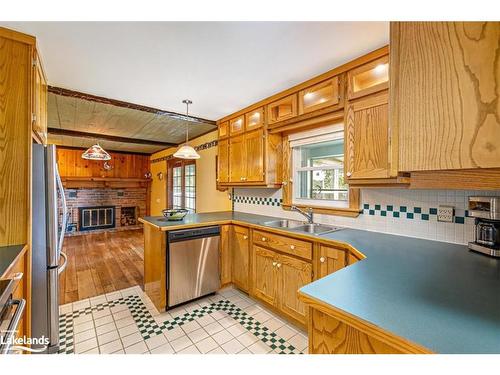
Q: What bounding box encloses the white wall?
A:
[233,188,500,245]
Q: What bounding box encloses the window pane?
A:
[299,139,344,168]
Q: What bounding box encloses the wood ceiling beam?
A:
[48,127,178,147]
[48,86,217,126]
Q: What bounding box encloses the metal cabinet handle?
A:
[272,261,277,267]
[346,172,352,177]
[276,263,281,268]
[290,245,295,250]
[320,257,326,263]
[0,299,26,354]
[243,235,248,240]
[261,237,267,242]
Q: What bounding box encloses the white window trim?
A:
[290,123,348,209]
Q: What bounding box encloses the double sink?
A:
[260,219,343,235]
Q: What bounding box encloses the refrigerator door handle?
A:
[57,252,68,275]
[56,165,67,258]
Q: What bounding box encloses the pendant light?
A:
[173,99,200,159]
[82,143,111,161]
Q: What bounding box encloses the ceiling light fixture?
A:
[81,143,111,161]
[173,99,200,160]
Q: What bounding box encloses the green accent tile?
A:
[381,211,387,217]
[455,217,465,224]
[406,213,414,219]
[393,212,400,218]
[414,207,422,213]
[421,214,429,220]
[375,204,381,210]
[363,204,369,209]
[369,210,375,215]
[400,206,407,212]
[387,205,393,211]
[429,208,438,215]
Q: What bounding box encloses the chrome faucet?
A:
[291,206,314,224]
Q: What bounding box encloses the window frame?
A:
[167,158,196,212]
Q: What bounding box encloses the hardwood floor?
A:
[59,229,144,305]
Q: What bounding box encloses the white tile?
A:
[253,311,272,323]
[177,345,200,354]
[247,340,272,354]
[275,325,297,340]
[59,303,73,315]
[92,307,111,320]
[145,334,168,350]
[209,310,226,320]
[211,329,233,345]
[204,321,224,336]
[72,299,90,310]
[113,309,132,321]
[124,341,149,354]
[110,304,128,314]
[94,315,114,327]
[218,316,237,329]
[264,318,286,332]
[288,333,308,352]
[163,327,185,342]
[81,347,100,354]
[150,342,175,354]
[221,338,245,354]
[111,349,125,354]
[90,295,107,306]
[154,312,172,324]
[168,306,187,318]
[196,314,216,326]
[96,322,116,336]
[195,336,219,354]
[235,332,259,347]
[170,335,193,352]
[181,320,201,334]
[99,339,123,354]
[187,328,209,344]
[97,330,119,346]
[226,323,247,338]
[115,317,135,329]
[121,332,143,348]
[237,348,251,354]
[73,320,94,334]
[73,314,92,326]
[118,323,139,338]
[207,346,226,354]
[74,329,96,344]
[74,337,98,354]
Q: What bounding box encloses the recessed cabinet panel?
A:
[229,115,245,135]
[229,134,246,183]
[317,246,346,279]
[218,121,229,139]
[232,226,250,291]
[299,77,340,115]
[252,245,278,306]
[217,138,229,183]
[244,129,264,182]
[245,107,264,130]
[347,55,389,100]
[267,94,297,125]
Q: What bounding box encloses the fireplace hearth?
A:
[78,206,116,231]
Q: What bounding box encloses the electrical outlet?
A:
[438,205,454,222]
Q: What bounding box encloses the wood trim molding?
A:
[0,26,36,45]
[410,169,500,190]
[48,86,217,126]
[48,127,177,148]
[269,109,344,135]
[60,176,151,189]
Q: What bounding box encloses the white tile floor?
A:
[58,285,308,354]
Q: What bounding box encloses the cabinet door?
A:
[345,91,392,180]
[217,138,229,183]
[267,94,298,124]
[244,129,264,182]
[33,50,47,144]
[392,22,500,171]
[220,225,232,285]
[229,134,246,183]
[245,107,264,131]
[278,254,312,325]
[347,252,361,266]
[252,245,278,306]
[317,245,346,279]
[299,77,340,114]
[218,121,229,139]
[229,115,245,136]
[232,225,249,291]
[347,55,389,100]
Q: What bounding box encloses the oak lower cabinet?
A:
[315,245,347,280]
[231,225,250,291]
[220,225,232,285]
[251,244,312,325]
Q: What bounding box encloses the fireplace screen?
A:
[79,206,115,231]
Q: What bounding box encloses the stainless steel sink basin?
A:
[262,219,305,229]
[291,223,343,235]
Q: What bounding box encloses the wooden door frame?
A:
[166,158,196,211]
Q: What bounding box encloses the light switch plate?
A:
[438,205,454,222]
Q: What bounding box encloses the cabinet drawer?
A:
[253,230,312,260]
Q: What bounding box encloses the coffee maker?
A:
[468,196,500,258]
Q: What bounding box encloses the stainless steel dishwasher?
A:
[167,226,220,308]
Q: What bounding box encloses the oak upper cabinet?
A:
[32,49,47,145]
[347,55,389,100]
[315,245,347,280]
[267,94,298,125]
[229,115,245,136]
[218,121,229,139]
[252,245,278,306]
[220,225,231,285]
[244,129,264,182]
[217,138,229,183]
[391,22,500,171]
[299,76,341,115]
[279,254,312,324]
[232,225,250,292]
[245,107,264,131]
[344,90,395,180]
[229,134,246,183]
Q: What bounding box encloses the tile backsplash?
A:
[232,188,500,245]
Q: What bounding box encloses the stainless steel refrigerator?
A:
[31,143,68,354]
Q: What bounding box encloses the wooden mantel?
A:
[60,176,151,189]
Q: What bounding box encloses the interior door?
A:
[231,225,249,291]
[251,245,278,306]
[345,91,391,180]
[278,254,312,324]
[229,134,246,183]
[245,129,264,182]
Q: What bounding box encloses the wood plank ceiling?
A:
[47,89,217,154]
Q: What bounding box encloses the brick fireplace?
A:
[61,188,147,236]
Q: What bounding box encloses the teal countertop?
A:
[141,212,500,353]
[0,244,26,277]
